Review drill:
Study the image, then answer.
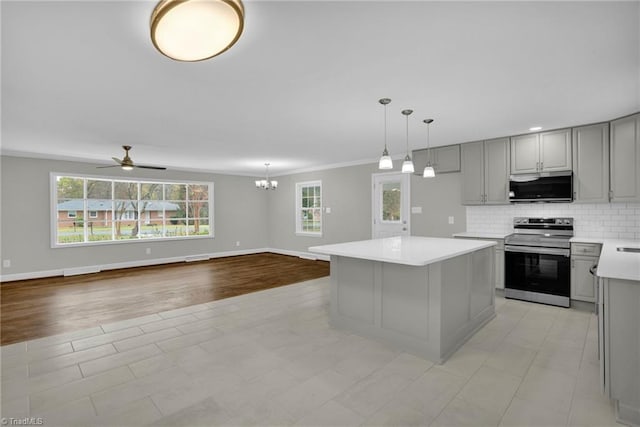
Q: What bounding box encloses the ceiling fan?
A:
[97,145,166,171]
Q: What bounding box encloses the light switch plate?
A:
[411,207,422,214]
[325,207,331,214]
[448,216,455,224]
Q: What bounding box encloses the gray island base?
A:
[310,236,496,364]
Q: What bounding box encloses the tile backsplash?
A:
[466,202,640,239]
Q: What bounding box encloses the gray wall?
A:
[0,155,467,277]
[0,156,269,276]
[267,162,467,255]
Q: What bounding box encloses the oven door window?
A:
[505,251,570,296]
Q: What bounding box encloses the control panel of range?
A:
[513,217,573,226]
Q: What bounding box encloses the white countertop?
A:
[452,232,511,240]
[309,236,496,267]
[595,240,640,282]
[570,237,607,244]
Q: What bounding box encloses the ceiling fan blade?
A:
[112,157,123,165]
[134,165,167,170]
[96,165,119,168]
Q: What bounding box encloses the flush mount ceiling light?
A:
[422,119,435,178]
[150,0,245,62]
[378,98,393,170]
[255,163,277,190]
[401,109,415,174]
[529,126,542,131]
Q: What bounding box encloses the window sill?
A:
[295,232,323,238]
[51,234,214,249]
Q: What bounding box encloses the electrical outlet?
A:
[2,260,11,268]
[145,248,151,255]
[448,216,455,224]
[236,241,240,247]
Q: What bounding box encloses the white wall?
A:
[467,202,640,239]
[0,156,269,279]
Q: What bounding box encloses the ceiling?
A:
[2,1,639,176]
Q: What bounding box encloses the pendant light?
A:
[401,109,415,174]
[150,0,245,62]
[378,98,393,170]
[255,163,277,190]
[423,119,435,178]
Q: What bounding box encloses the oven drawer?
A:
[571,243,602,257]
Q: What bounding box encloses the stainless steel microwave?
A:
[509,171,573,203]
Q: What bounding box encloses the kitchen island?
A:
[594,240,640,427]
[309,236,496,363]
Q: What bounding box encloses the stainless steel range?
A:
[504,217,574,307]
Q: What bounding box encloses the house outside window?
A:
[52,174,213,246]
[296,180,322,236]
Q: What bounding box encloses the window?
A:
[52,174,213,246]
[296,181,322,236]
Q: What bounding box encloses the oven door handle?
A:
[505,245,571,257]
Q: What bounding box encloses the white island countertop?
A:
[309,236,496,267]
[596,240,640,282]
[452,231,511,239]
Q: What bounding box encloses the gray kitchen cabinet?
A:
[454,236,504,289]
[571,243,601,303]
[571,256,597,303]
[431,145,460,173]
[414,145,461,174]
[599,276,640,426]
[610,113,640,202]
[511,129,572,174]
[572,123,610,203]
[461,141,484,204]
[510,134,539,173]
[461,138,510,205]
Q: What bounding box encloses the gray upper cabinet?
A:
[510,129,572,174]
[461,138,510,205]
[572,123,609,203]
[432,145,461,173]
[540,129,572,171]
[461,141,484,204]
[412,144,461,175]
[610,113,640,202]
[484,138,510,204]
[510,134,539,173]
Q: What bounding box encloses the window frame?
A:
[51,172,214,248]
[295,180,323,237]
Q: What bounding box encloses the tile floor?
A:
[0,277,622,426]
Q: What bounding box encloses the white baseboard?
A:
[64,266,101,276]
[267,248,330,262]
[0,248,271,283]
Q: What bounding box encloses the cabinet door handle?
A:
[540,161,544,170]
[536,162,540,171]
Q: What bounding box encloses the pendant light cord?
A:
[405,114,409,155]
[384,103,388,151]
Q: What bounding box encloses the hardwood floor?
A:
[0,253,329,345]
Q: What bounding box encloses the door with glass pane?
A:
[372,173,410,238]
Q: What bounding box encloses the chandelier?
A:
[255,163,278,190]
